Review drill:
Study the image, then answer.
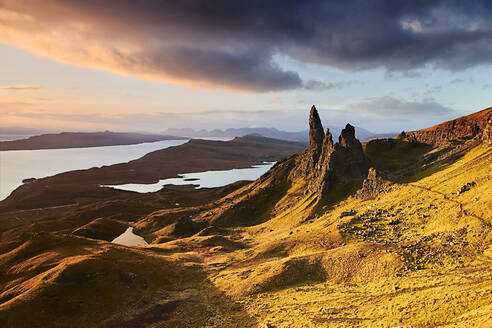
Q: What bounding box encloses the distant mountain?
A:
[367,132,399,139]
[0,131,186,151]
[164,126,376,143]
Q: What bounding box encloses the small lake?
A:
[102,162,276,193]
[0,139,189,201]
[112,227,148,246]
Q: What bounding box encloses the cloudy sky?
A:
[0,0,491,134]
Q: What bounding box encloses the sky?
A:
[0,0,491,134]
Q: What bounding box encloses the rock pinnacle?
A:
[309,105,325,148]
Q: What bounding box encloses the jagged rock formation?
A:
[356,168,390,200]
[294,106,370,194]
[308,105,325,147]
[149,106,372,232]
[143,106,491,237]
[292,106,326,178]
[402,107,492,146]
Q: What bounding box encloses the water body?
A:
[0,135,33,141]
[112,227,148,246]
[102,162,276,193]
[0,139,188,201]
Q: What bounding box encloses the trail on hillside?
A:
[408,183,490,227]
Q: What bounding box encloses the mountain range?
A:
[163,126,386,144]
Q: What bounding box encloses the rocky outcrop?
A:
[394,108,492,168]
[294,107,370,194]
[293,106,327,179]
[333,124,371,178]
[309,105,325,148]
[402,107,492,146]
[483,118,492,145]
[356,168,390,200]
[194,106,372,229]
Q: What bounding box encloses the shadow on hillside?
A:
[365,138,431,173]
[312,179,364,216]
[214,179,292,227]
[401,160,455,183]
[0,233,258,328]
[365,138,464,184]
[102,248,260,328]
[107,277,258,328]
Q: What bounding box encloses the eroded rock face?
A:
[395,108,492,166]
[334,124,370,178]
[483,118,492,145]
[402,107,492,147]
[356,168,390,200]
[294,107,370,194]
[293,106,326,178]
[309,105,325,148]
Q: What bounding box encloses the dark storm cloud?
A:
[1,0,492,91]
[146,47,302,92]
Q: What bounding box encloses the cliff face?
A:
[355,168,390,200]
[403,107,492,146]
[308,105,325,147]
[294,106,370,194]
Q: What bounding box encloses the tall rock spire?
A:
[309,105,325,148]
[295,109,370,194]
[339,124,356,147]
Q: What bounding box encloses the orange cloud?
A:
[0,84,43,90]
[0,1,302,93]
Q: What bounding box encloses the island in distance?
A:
[0,131,186,151]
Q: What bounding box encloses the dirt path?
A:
[408,183,490,227]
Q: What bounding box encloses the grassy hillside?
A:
[208,144,491,327]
